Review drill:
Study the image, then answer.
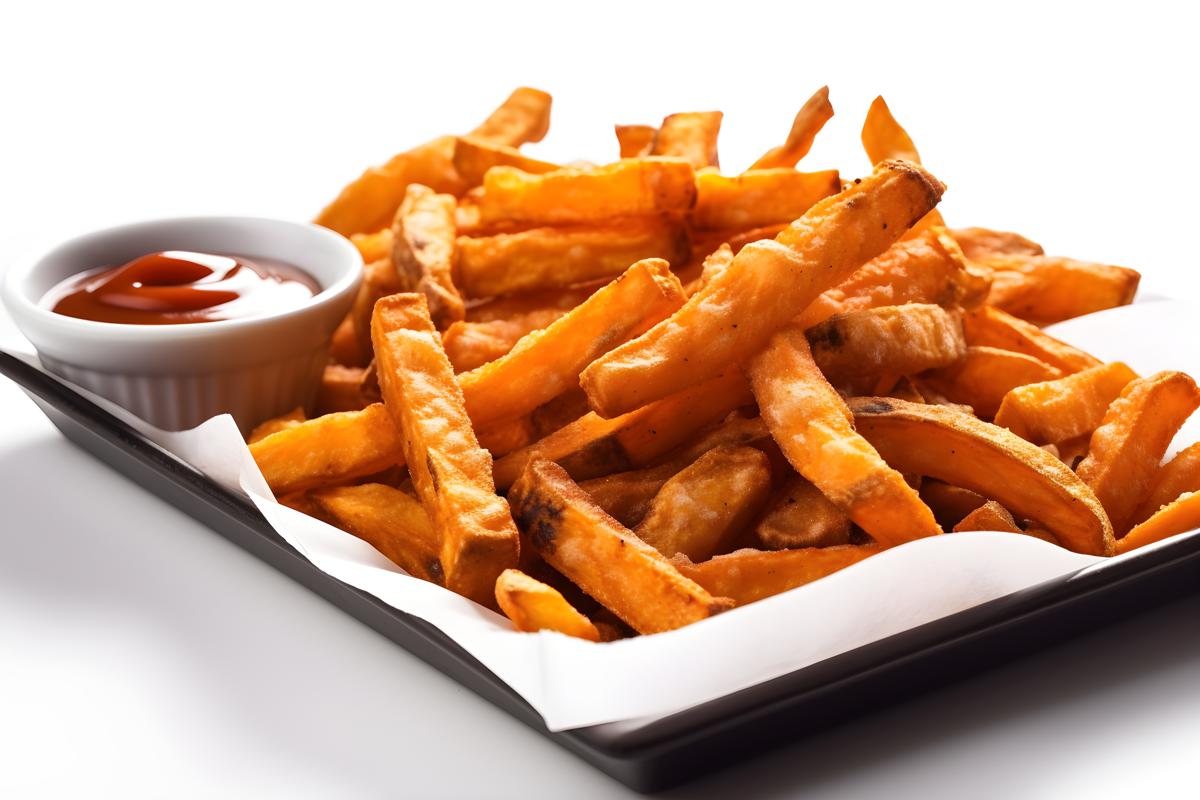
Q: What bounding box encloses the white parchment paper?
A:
[8,300,1200,732]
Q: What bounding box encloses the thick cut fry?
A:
[962,305,1101,374]
[475,415,536,458]
[861,96,945,231]
[635,445,771,561]
[466,87,553,148]
[1133,442,1200,526]
[1117,492,1200,555]
[309,483,442,583]
[849,397,1114,555]
[994,362,1139,444]
[581,160,946,417]
[920,480,986,529]
[494,569,601,641]
[950,227,1043,261]
[453,137,559,187]
[350,228,394,263]
[952,501,1022,534]
[509,460,732,634]
[458,259,686,428]
[983,254,1140,325]
[371,294,519,605]
[1076,371,1200,535]
[441,309,566,372]
[615,124,657,158]
[315,365,368,414]
[692,169,841,230]
[650,111,723,169]
[479,159,697,225]
[923,346,1063,419]
[458,217,689,297]
[750,86,834,170]
[249,404,403,496]
[465,284,598,323]
[248,407,305,444]
[672,545,881,607]
[579,460,684,528]
[350,258,404,356]
[806,304,966,388]
[391,184,462,330]
[754,474,852,550]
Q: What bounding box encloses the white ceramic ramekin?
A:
[2,217,362,432]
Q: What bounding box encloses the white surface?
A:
[2,1,1198,796]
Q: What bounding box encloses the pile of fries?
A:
[247,87,1200,640]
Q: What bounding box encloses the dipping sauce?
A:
[44,250,321,325]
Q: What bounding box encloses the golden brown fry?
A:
[249,403,403,496]
[636,445,771,561]
[371,294,519,605]
[350,258,404,357]
[579,461,684,528]
[315,365,369,415]
[581,160,946,417]
[649,111,723,169]
[391,184,463,330]
[672,545,881,607]
[465,284,598,322]
[458,258,685,428]
[920,480,986,529]
[1076,371,1200,535]
[688,225,788,264]
[923,346,1063,419]
[467,87,553,148]
[754,474,852,550]
[860,95,945,232]
[248,407,305,444]
[309,483,443,583]
[962,305,1101,374]
[494,569,601,641]
[952,501,1022,534]
[685,244,734,296]
[442,310,565,373]
[475,415,536,458]
[993,362,1139,444]
[692,169,842,230]
[849,397,1114,555]
[750,86,834,170]
[458,217,689,297]
[983,254,1140,325]
[1117,492,1200,555]
[453,137,559,188]
[508,459,732,634]
[479,159,697,225]
[615,124,657,158]
[747,325,940,547]
[950,227,1043,261]
[329,314,368,367]
[1133,442,1200,526]
[350,228,394,263]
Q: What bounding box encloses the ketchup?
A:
[44,251,320,325]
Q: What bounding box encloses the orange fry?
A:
[673,545,881,607]
[962,305,1101,374]
[692,169,841,230]
[1133,442,1200,526]
[494,569,601,640]
[615,124,657,158]
[750,86,834,170]
[650,111,723,169]
[923,346,1063,419]
[993,362,1139,444]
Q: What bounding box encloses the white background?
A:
[2,1,1198,797]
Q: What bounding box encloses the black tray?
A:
[3,349,1199,793]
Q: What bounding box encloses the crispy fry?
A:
[923,346,1063,419]
[849,397,1114,555]
[1117,492,1200,555]
[692,169,841,230]
[466,86,553,148]
[248,407,305,444]
[371,294,519,605]
[465,284,598,322]
[747,325,940,547]
[672,545,881,607]
[615,124,657,158]
[754,474,852,550]
[920,480,986,529]
[315,364,369,414]
[994,362,1139,444]
[458,217,689,297]
[983,254,1140,325]
[581,160,946,417]
[391,183,463,330]
[479,158,697,225]
[861,96,945,232]
[1076,371,1200,535]
[529,388,591,438]
[350,257,403,356]
[750,86,834,170]
[950,227,1043,261]
[442,310,566,372]
[309,483,443,583]
[579,460,684,528]
[688,225,788,265]
[329,314,367,367]
[453,137,559,188]
[494,569,601,640]
[1133,442,1200,526]
[635,445,771,560]
[952,501,1021,534]
[458,258,686,428]
[475,415,536,458]
[962,305,1101,374]
[350,228,394,263]
[508,459,732,634]
[249,403,403,496]
[685,244,734,296]
[651,111,723,169]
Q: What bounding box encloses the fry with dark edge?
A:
[754,474,852,550]
[860,95,945,232]
[391,183,463,330]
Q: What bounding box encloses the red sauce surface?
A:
[44,251,320,325]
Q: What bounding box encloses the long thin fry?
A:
[672,545,881,607]
[750,86,834,170]
[993,362,1139,444]
[962,305,1101,374]
[860,95,945,231]
[692,169,841,230]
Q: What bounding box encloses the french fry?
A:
[952,501,1022,534]
[806,304,966,388]
[1117,492,1200,555]
[1133,442,1200,526]
[635,445,771,561]
[672,544,881,607]
[453,136,559,188]
[993,362,1139,444]
[685,244,734,296]
[475,415,536,458]
[950,227,1043,261]
[923,346,1064,419]
[692,169,842,230]
[860,95,945,232]
[754,474,852,550]
[457,217,689,297]
[849,397,1114,555]
[494,569,602,641]
[650,111,723,169]
[529,388,591,438]
[962,305,1101,374]
[1076,371,1200,535]
[579,460,685,528]
[309,483,443,583]
[465,283,598,323]
[441,310,567,373]
[350,257,404,356]
[747,325,941,546]
[479,158,697,225]
[466,86,553,148]
[581,160,946,417]
[615,124,657,158]
[749,86,834,170]
[920,480,986,529]
[688,224,788,265]
[391,183,463,330]
[458,258,686,428]
[983,254,1140,325]
[508,459,732,634]
[371,294,520,605]
[249,403,404,496]
[329,314,368,367]
[315,364,369,414]
[350,228,394,263]
[248,407,305,444]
